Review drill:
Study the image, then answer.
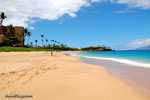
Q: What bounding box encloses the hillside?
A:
[135,45,150,50]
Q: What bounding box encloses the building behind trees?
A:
[0,26,24,47]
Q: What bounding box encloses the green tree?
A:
[27,32,31,45]
[53,40,57,48]
[57,42,60,45]
[0,12,7,26]
[60,44,64,47]
[46,39,48,46]
[41,35,44,47]
[35,40,38,47]
[51,40,54,48]
[30,42,33,47]
[47,44,51,49]
[24,28,28,43]
[54,40,57,45]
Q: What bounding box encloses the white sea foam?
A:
[69,53,150,68]
[66,53,79,56]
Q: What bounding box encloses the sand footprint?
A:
[29,75,34,81]
[0,86,5,91]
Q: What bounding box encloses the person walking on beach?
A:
[51,51,53,56]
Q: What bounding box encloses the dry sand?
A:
[0,52,148,100]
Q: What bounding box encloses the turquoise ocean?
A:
[73,50,150,68]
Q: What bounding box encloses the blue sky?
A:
[29,2,150,50]
[1,0,150,50]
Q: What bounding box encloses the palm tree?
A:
[41,35,44,47]
[61,44,67,47]
[8,24,13,31]
[46,39,48,46]
[53,40,57,48]
[53,40,57,46]
[60,44,64,47]
[60,44,66,50]
[7,24,14,38]
[64,45,67,47]
[24,28,28,43]
[57,42,60,45]
[51,40,54,47]
[0,12,7,26]
[54,40,57,45]
[35,40,38,47]
[27,32,31,45]
[30,42,33,47]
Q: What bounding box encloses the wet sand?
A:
[79,57,150,98]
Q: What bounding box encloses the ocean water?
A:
[73,50,150,68]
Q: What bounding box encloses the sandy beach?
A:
[0,52,148,100]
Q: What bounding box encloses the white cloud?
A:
[59,19,64,24]
[126,38,150,48]
[116,0,150,9]
[111,0,150,13]
[0,0,100,27]
[91,0,101,3]
[29,27,35,30]
[1,0,150,28]
[110,0,116,3]
[114,8,133,13]
[68,13,76,18]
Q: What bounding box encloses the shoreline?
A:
[68,52,150,68]
[79,56,150,99]
[0,52,148,100]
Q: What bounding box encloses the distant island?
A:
[135,46,150,50]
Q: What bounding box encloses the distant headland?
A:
[81,46,112,51]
